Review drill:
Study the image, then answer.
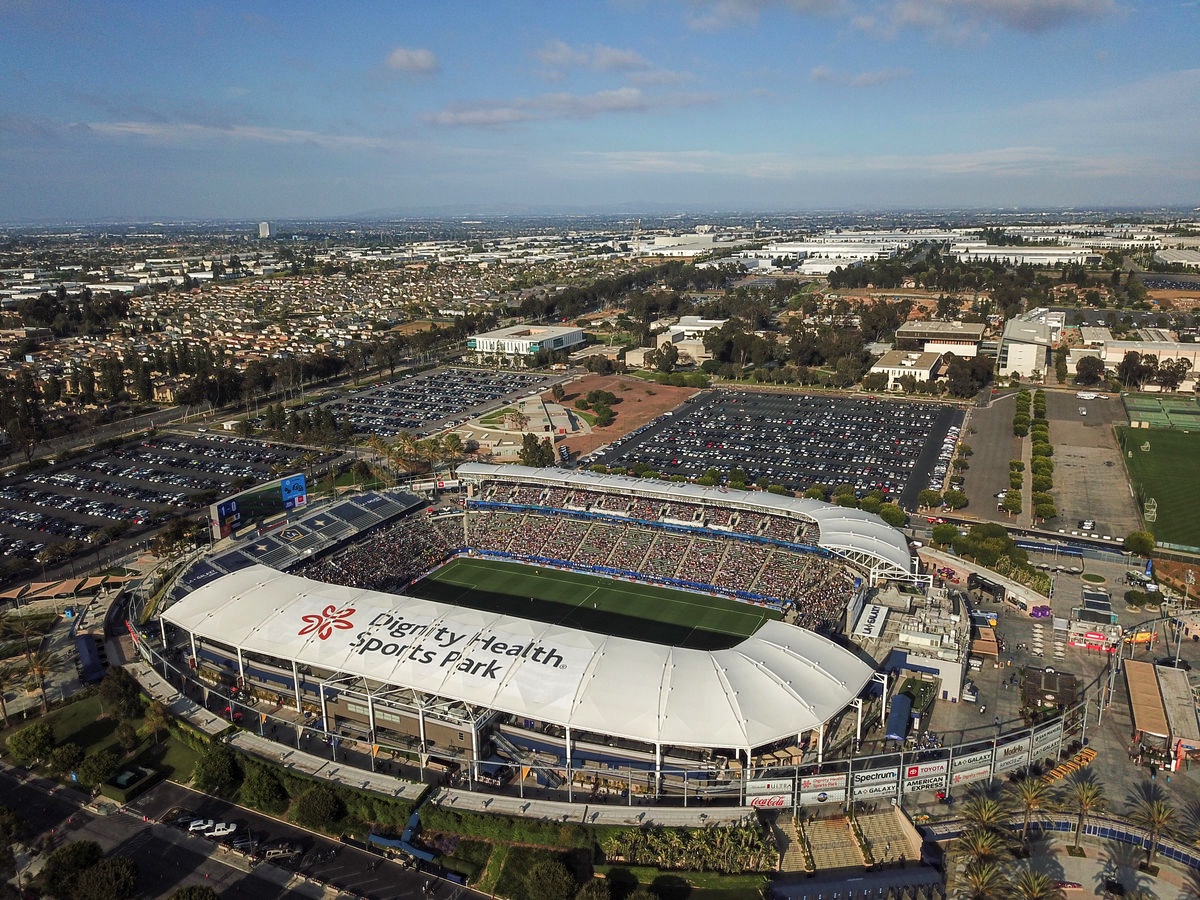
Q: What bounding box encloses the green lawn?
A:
[1118,427,1200,549]
[408,557,778,650]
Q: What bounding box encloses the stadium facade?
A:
[154,464,920,800]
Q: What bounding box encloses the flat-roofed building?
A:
[895,320,985,358]
[468,324,585,366]
[997,314,1053,378]
[869,350,943,391]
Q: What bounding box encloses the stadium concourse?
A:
[152,464,915,804]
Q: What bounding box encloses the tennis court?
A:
[1123,394,1200,430]
[407,556,778,650]
[1117,427,1200,549]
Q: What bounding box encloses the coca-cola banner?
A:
[749,794,793,809]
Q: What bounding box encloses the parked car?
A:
[209,822,237,839]
[188,819,215,833]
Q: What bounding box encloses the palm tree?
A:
[441,432,465,477]
[24,649,59,713]
[2,613,42,663]
[960,860,1008,899]
[1008,776,1051,845]
[1061,775,1107,852]
[1005,869,1064,900]
[1129,796,1177,867]
[958,826,1006,863]
[0,660,19,727]
[962,794,1008,833]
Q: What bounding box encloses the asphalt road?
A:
[1,766,481,900]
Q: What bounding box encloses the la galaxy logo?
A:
[299,604,356,640]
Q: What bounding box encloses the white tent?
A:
[164,565,875,751]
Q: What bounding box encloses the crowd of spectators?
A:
[296,513,456,591]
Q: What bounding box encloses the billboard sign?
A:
[905,760,948,780]
[749,795,793,809]
[280,474,307,510]
[799,789,846,806]
[747,779,795,796]
[1033,724,1063,753]
[853,782,900,799]
[903,775,948,795]
[951,765,992,786]
[800,773,847,792]
[952,749,993,771]
[852,767,898,787]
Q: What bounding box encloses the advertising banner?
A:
[800,773,847,792]
[799,789,846,806]
[951,765,992,786]
[747,779,795,796]
[952,749,993,771]
[852,767,899,787]
[905,760,948,780]
[749,794,793,809]
[903,775,948,795]
[994,737,1031,773]
[852,782,900,799]
[1033,724,1063,753]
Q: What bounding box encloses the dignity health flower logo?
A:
[299,604,356,640]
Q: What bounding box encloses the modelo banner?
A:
[853,782,900,799]
[800,773,847,792]
[905,760,948,780]
[994,737,1032,773]
[800,789,846,806]
[749,794,793,809]
[951,765,992,786]
[952,749,993,771]
[747,778,795,795]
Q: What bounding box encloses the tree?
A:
[576,879,611,900]
[518,433,555,468]
[39,840,103,898]
[1074,356,1104,386]
[168,888,222,900]
[960,858,1008,899]
[192,744,242,796]
[1061,775,1107,852]
[97,667,143,720]
[77,748,120,788]
[960,794,1007,832]
[290,784,345,830]
[47,742,86,777]
[240,764,288,813]
[525,858,578,900]
[6,720,54,766]
[1008,776,1051,845]
[877,503,907,527]
[918,489,942,509]
[943,489,968,510]
[931,523,959,547]
[74,855,138,900]
[1005,869,1064,900]
[956,827,1005,864]
[144,700,169,745]
[0,661,19,728]
[1128,796,1176,866]
[551,383,566,403]
[1124,531,1155,557]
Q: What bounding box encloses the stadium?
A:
[157,463,917,802]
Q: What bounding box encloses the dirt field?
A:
[546,374,698,456]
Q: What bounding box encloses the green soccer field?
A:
[406,556,779,650]
[1118,427,1200,549]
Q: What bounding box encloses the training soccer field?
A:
[1118,427,1200,549]
[406,556,779,650]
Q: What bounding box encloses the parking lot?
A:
[0,434,330,572]
[588,392,963,506]
[324,367,554,437]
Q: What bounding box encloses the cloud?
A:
[85,120,387,152]
[855,0,1119,40]
[535,40,651,73]
[684,0,844,31]
[809,64,910,86]
[385,46,438,73]
[426,87,712,127]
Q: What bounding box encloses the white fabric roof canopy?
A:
[164,565,874,751]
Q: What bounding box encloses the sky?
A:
[1,0,1198,221]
